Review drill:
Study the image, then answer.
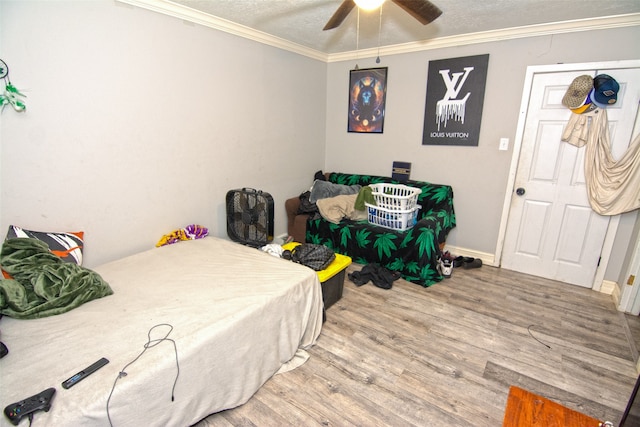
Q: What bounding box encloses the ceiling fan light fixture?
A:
[354,0,386,11]
[324,0,441,31]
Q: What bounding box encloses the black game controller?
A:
[3,387,55,426]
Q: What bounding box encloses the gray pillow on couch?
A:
[309,180,361,203]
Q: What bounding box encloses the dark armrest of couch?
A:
[285,172,332,243]
[285,196,309,243]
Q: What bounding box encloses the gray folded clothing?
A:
[309,180,361,203]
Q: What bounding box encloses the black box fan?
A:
[226,188,274,247]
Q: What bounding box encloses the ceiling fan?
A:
[323,0,443,31]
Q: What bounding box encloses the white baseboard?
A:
[441,247,624,301]
[600,280,616,296]
[611,281,623,309]
[443,245,496,267]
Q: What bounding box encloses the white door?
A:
[501,67,640,288]
[621,238,640,315]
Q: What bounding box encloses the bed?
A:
[0,236,323,426]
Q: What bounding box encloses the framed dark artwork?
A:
[422,54,489,146]
[348,67,388,133]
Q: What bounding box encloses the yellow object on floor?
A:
[282,242,352,309]
[282,242,351,280]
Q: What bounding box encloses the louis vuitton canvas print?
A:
[422,54,489,146]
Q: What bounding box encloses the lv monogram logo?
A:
[439,67,474,100]
[435,67,474,131]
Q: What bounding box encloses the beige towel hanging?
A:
[562,109,640,215]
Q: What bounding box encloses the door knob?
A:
[516,187,526,196]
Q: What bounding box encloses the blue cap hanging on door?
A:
[593,74,619,106]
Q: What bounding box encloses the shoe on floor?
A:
[463,258,482,269]
[441,251,454,262]
[439,258,453,278]
[453,256,475,268]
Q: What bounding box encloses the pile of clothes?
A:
[156,224,209,247]
[348,263,401,289]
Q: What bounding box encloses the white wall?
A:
[1,0,639,283]
[0,0,327,267]
[325,26,640,280]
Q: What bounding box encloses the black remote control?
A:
[4,387,56,426]
[61,357,109,389]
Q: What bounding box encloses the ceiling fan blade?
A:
[391,0,442,25]
[323,0,356,31]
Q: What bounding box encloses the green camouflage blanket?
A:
[0,238,113,319]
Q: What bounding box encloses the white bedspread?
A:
[0,237,323,426]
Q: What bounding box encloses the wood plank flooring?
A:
[624,312,640,364]
[196,264,639,426]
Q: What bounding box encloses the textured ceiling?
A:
[124,0,640,57]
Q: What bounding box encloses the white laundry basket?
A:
[365,204,421,231]
[369,183,421,211]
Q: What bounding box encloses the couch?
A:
[285,172,456,287]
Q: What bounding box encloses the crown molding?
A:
[116,0,329,61]
[116,1,640,64]
[327,13,640,62]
